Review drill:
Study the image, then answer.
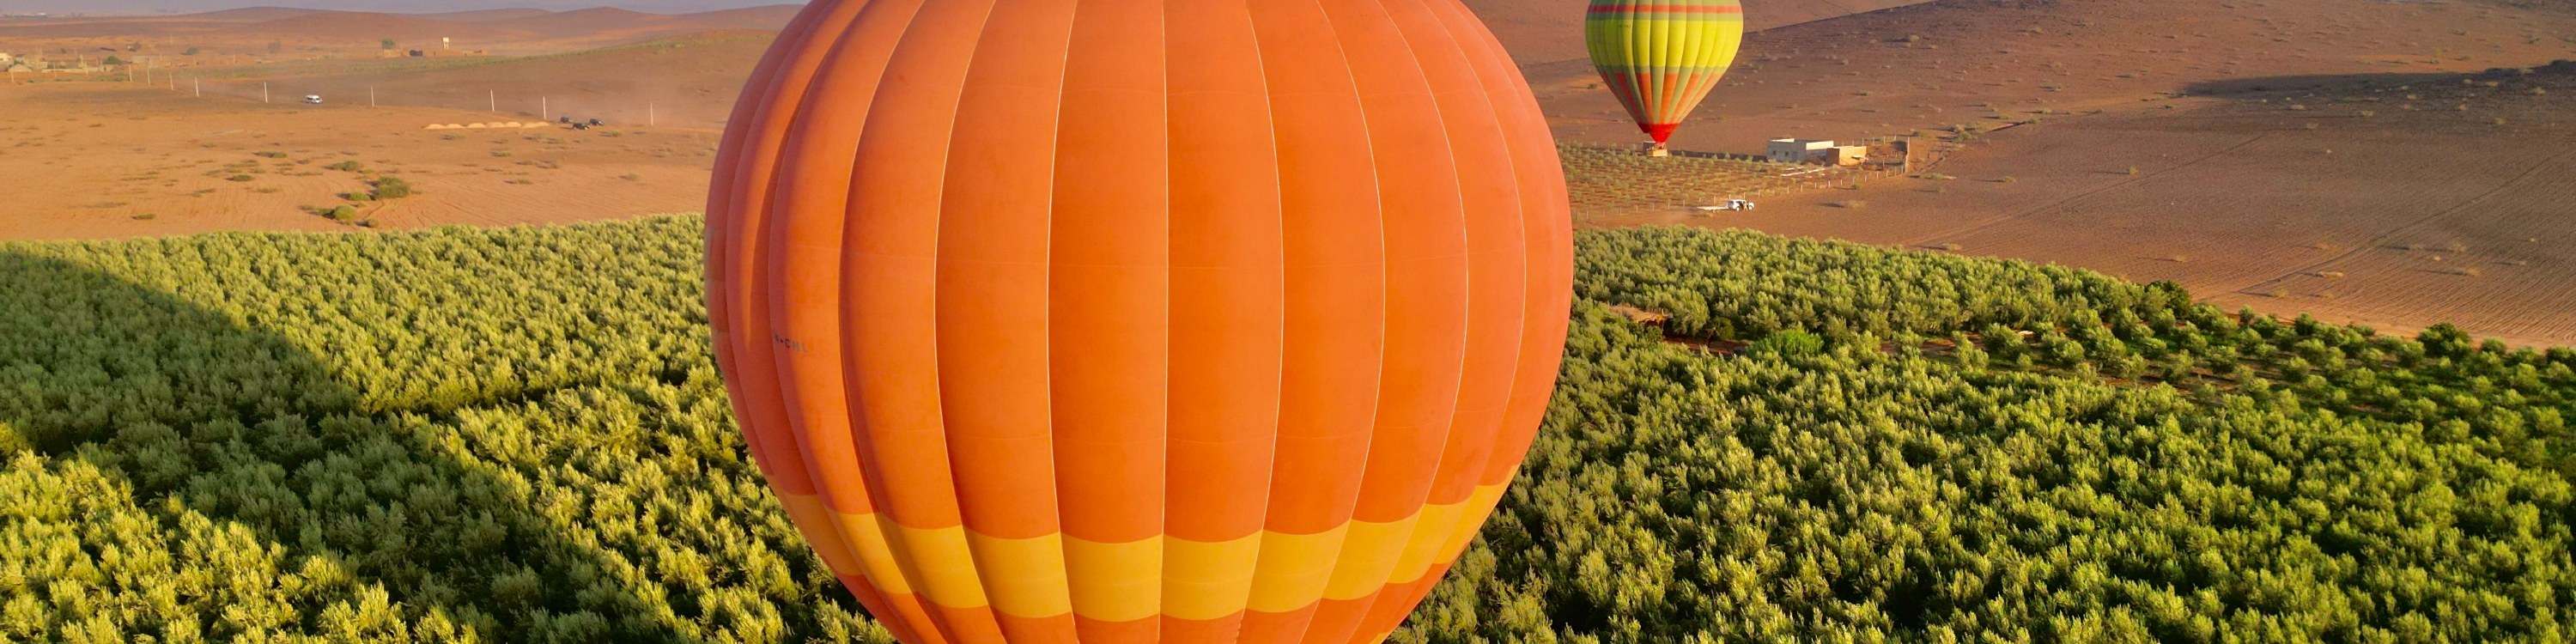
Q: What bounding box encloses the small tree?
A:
[101,56,125,66]
[381,39,397,51]
[1749,329,1826,357]
[370,177,413,199]
[268,40,283,54]
[183,46,200,56]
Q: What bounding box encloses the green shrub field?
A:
[0,219,2566,642]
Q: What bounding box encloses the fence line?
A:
[1559,142,1934,222]
[16,71,692,129]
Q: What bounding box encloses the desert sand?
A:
[1678,64,2576,346]
[0,82,719,240]
[9,0,2576,345]
[1552,0,2576,345]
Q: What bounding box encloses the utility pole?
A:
[648,102,656,127]
[194,76,201,97]
[489,89,496,112]
[369,85,376,107]
[542,96,549,121]
[263,82,269,103]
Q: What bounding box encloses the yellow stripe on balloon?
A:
[1388,500,1467,584]
[1324,514,1421,600]
[795,490,1521,623]
[773,493,868,581]
[1163,532,1266,620]
[1065,534,1164,622]
[884,521,990,609]
[1248,524,1352,612]
[963,530,1073,617]
[1434,483,1510,567]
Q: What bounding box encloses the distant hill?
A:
[420,9,561,22]
[1,1,800,13]
[0,5,803,55]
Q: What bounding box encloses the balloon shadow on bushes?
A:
[0,250,690,641]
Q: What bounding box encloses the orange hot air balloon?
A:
[705,0,1571,641]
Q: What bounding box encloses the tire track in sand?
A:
[2224,146,2576,297]
[1901,131,2275,249]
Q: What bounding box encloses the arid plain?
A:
[5,0,2576,344]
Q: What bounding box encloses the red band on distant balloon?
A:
[1643,123,1678,143]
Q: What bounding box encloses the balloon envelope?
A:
[704,0,1573,641]
[1585,0,1746,143]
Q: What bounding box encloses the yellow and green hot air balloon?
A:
[1586,0,1745,151]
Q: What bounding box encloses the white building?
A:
[1768,138,1834,162]
[1768,138,1868,166]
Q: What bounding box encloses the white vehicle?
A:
[303,94,324,105]
[1698,199,1758,212]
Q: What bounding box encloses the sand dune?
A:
[0,5,800,57]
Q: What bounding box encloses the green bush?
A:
[371,176,414,199]
[0,221,2563,642]
[1747,328,1826,356]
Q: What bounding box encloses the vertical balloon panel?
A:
[706,0,1572,641]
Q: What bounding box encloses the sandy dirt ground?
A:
[1550,0,2576,346]
[1635,66,2576,346]
[8,0,2576,348]
[0,82,719,240]
[0,6,798,58]
[1538,0,2576,153]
